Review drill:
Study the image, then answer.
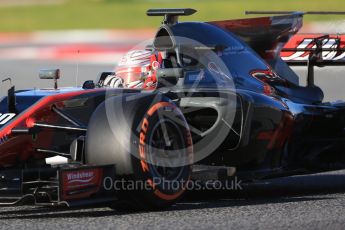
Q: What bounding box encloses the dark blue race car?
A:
[0,8,345,210]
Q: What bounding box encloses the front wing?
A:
[0,165,116,207]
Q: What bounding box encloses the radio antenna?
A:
[75,50,80,87]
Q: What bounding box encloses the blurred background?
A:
[0,0,345,100]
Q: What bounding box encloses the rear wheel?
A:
[86,93,193,210]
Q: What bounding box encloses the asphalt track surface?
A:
[1,60,345,229]
[1,170,345,229]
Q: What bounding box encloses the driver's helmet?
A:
[104,49,162,89]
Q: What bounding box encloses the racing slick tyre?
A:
[85,93,193,210]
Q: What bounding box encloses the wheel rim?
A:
[147,118,187,181]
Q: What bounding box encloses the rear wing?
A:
[215,11,345,86]
[241,10,345,66]
[280,33,345,86]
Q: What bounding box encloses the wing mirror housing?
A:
[39,69,60,89]
[82,80,95,89]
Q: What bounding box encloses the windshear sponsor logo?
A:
[61,168,103,201]
[282,36,345,61]
[66,171,95,184]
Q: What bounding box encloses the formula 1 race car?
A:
[1,8,345,210]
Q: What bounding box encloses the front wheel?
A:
[86,93,193,210]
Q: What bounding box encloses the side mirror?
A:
[39,69,60,80]
[39,69,60,89]
[156,68,183,87]
[82,80,95,89]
